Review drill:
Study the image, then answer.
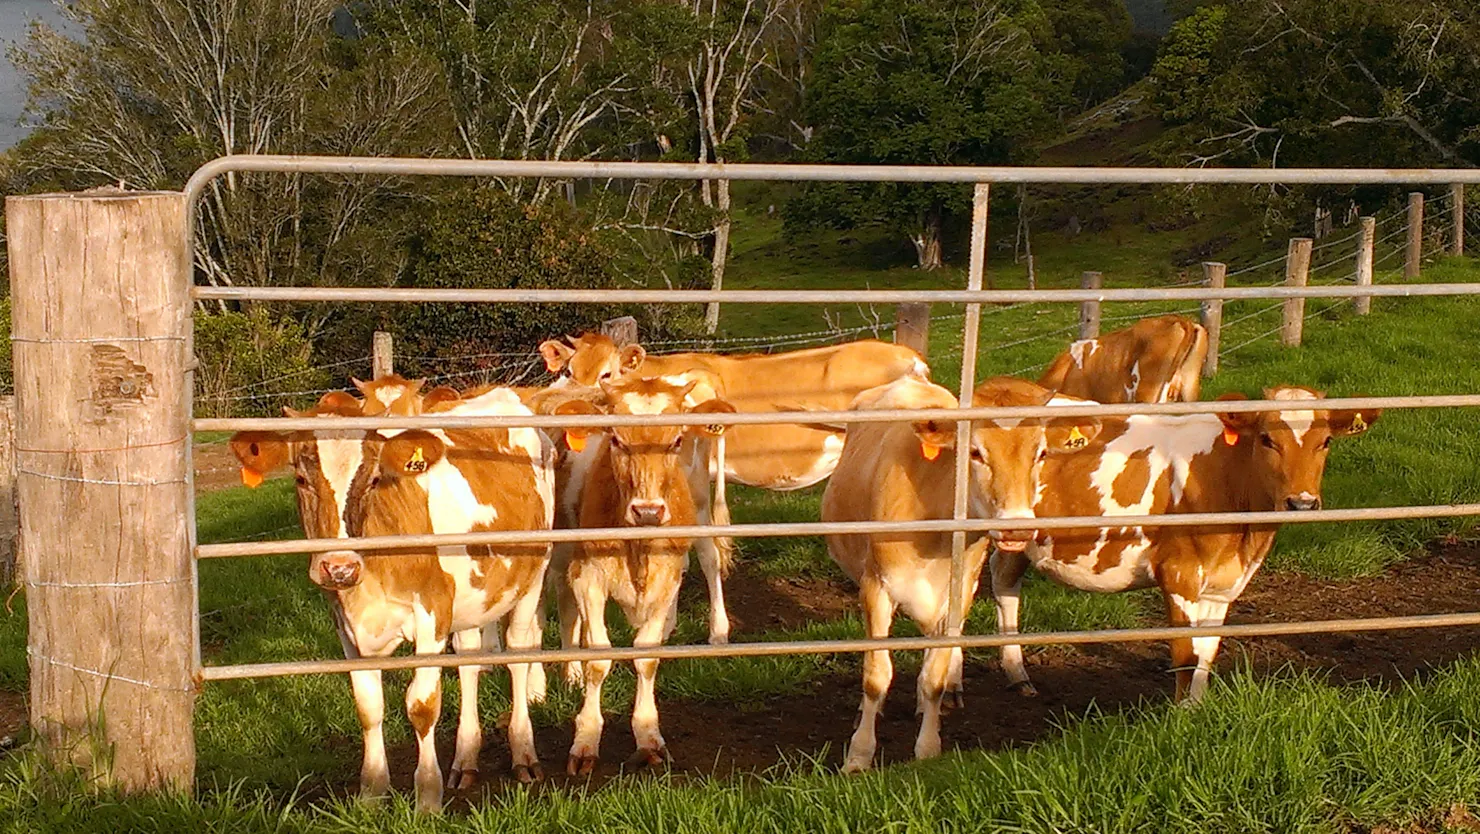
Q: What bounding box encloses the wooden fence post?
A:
[1079,271,1102,340]
[894,303,930,358]
[0,397,16,588]
[7,191,195,791]
[1452,183,1465,257]
[372,331,393,379]
[1407,192,1424,279]
[600,315,639,346]
[1200,262,1225,376]
[1355,216,1376,316]
[1282,238,1312,347]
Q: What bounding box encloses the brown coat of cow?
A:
[1039,314,1208,403]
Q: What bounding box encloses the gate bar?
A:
[192,282,1480,305]
[197,501,1480,559]
[948,183,991,638]
[199,610,1480,680]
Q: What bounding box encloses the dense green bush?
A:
[193,307,329,418]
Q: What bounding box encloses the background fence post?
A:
[1200,262,1225,376]
[1079,271,1102,340]
[1282,238,1312,347]
[1407,192,1424,279]
[894,303,931,358]
[0,397,16,588]
[1356,217,1376,315]
[1453,183,1465,257]
[372,330,393,379]
[600,315,640,347]
[7,190,195,791]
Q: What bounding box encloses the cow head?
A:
[538,332,646,387]
[910,377,1101,551]
[1216,386,1380,512]
[560,376,732,527]
[229,383,424,591]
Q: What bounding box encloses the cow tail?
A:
[711,434,735,577]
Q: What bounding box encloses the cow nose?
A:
[627,501,669,527]
[313,553,363,589]
[1285,495,1322,511]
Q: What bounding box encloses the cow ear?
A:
[1214,392,1260,442]
[618,344,646,372]
[351,377,369,393]
[688,397,736,437]
[381,430,445,477]
[422,385,461,411]
[316,390,362,415]
[911,418,956,461]
[230,431,289,488]
[555,398,604,452]
[539,339,575,373]
[1045,416,1101,453]
[1329,408,1380,437]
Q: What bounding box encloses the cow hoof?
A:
[1007,680,1039,698]
[708,632,730,646]
[841,758,872,775]
[563,662,584,688]
[447,767,479,791]
[495,710,512,730]
[626,746,671,770]
[513,763,544,784]
[943,688,966,712]
[567,754,598,777]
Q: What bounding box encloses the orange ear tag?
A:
[1222,428,1240,446]
[921,440,942,461]
[565,431,587,453]
[240,467,265,489]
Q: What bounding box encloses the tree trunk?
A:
[912,206,943,271]
[705,178,732,334]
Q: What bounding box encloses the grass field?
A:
[3,197,1480,830]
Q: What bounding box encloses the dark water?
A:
[0,0,69,150]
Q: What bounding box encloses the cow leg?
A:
[629,604,679,768]
[844,572,896,774]
[690,443,732,645]
[990,547,1036,697]
[1164,591,1231,703]
[349,669,391,799]
[505,582,546,783]
[552,545,585,687]
[406,608,449,813]
[568,582,612,776]
[447,628,484,791]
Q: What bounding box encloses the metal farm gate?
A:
[11,157,1480,790]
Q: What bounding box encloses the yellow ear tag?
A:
[240,467,264,489]
[708,424,726,436]
[404,446,429,473]
[1066,426,1088,449]
[1350,413,1367,434]
[1222,428,1240,446]
[921,440,942,461]
[565,431,587,453]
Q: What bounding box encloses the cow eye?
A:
[1259,433,1279,450]
[294,474,308,486]
[609,435,625,452]
[1036,448,1048,462]
[671,436,683,451]
[1321,436,1332,450]
[598,371,613,383]
[970,446,986,463]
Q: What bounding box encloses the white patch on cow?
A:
[373,386,404,409]
[314,434,367,538]
[1126,360,1141,402]
[1270,388,1318,445]
[1068,339,1099,368]
[911,358,930,379]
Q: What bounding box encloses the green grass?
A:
[8,660,1480,832]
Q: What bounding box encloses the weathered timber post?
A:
[894,303,931,358]
[7,191,195,791]
[600,315,639,347]
[0,397,16,588]
[1452,184,1465,257]
[372,331,393,379]
[1406,192,1424,280]
[1200,262,1226,376]
[1355,217,1376,316]
[1282,238,1312,347]
[1079,272,1102,341]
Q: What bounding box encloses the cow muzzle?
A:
[990,514,1036,552]
[1284,493,1322,512]
[627,500,670,527]
[310,552,364,590]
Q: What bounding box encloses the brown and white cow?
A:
[1039,314,1208,404]
[993,386,1379,702]
[230,378,556,811]
[552,376,733,774]
[821,375,1102,772]
[538,333,927,644]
